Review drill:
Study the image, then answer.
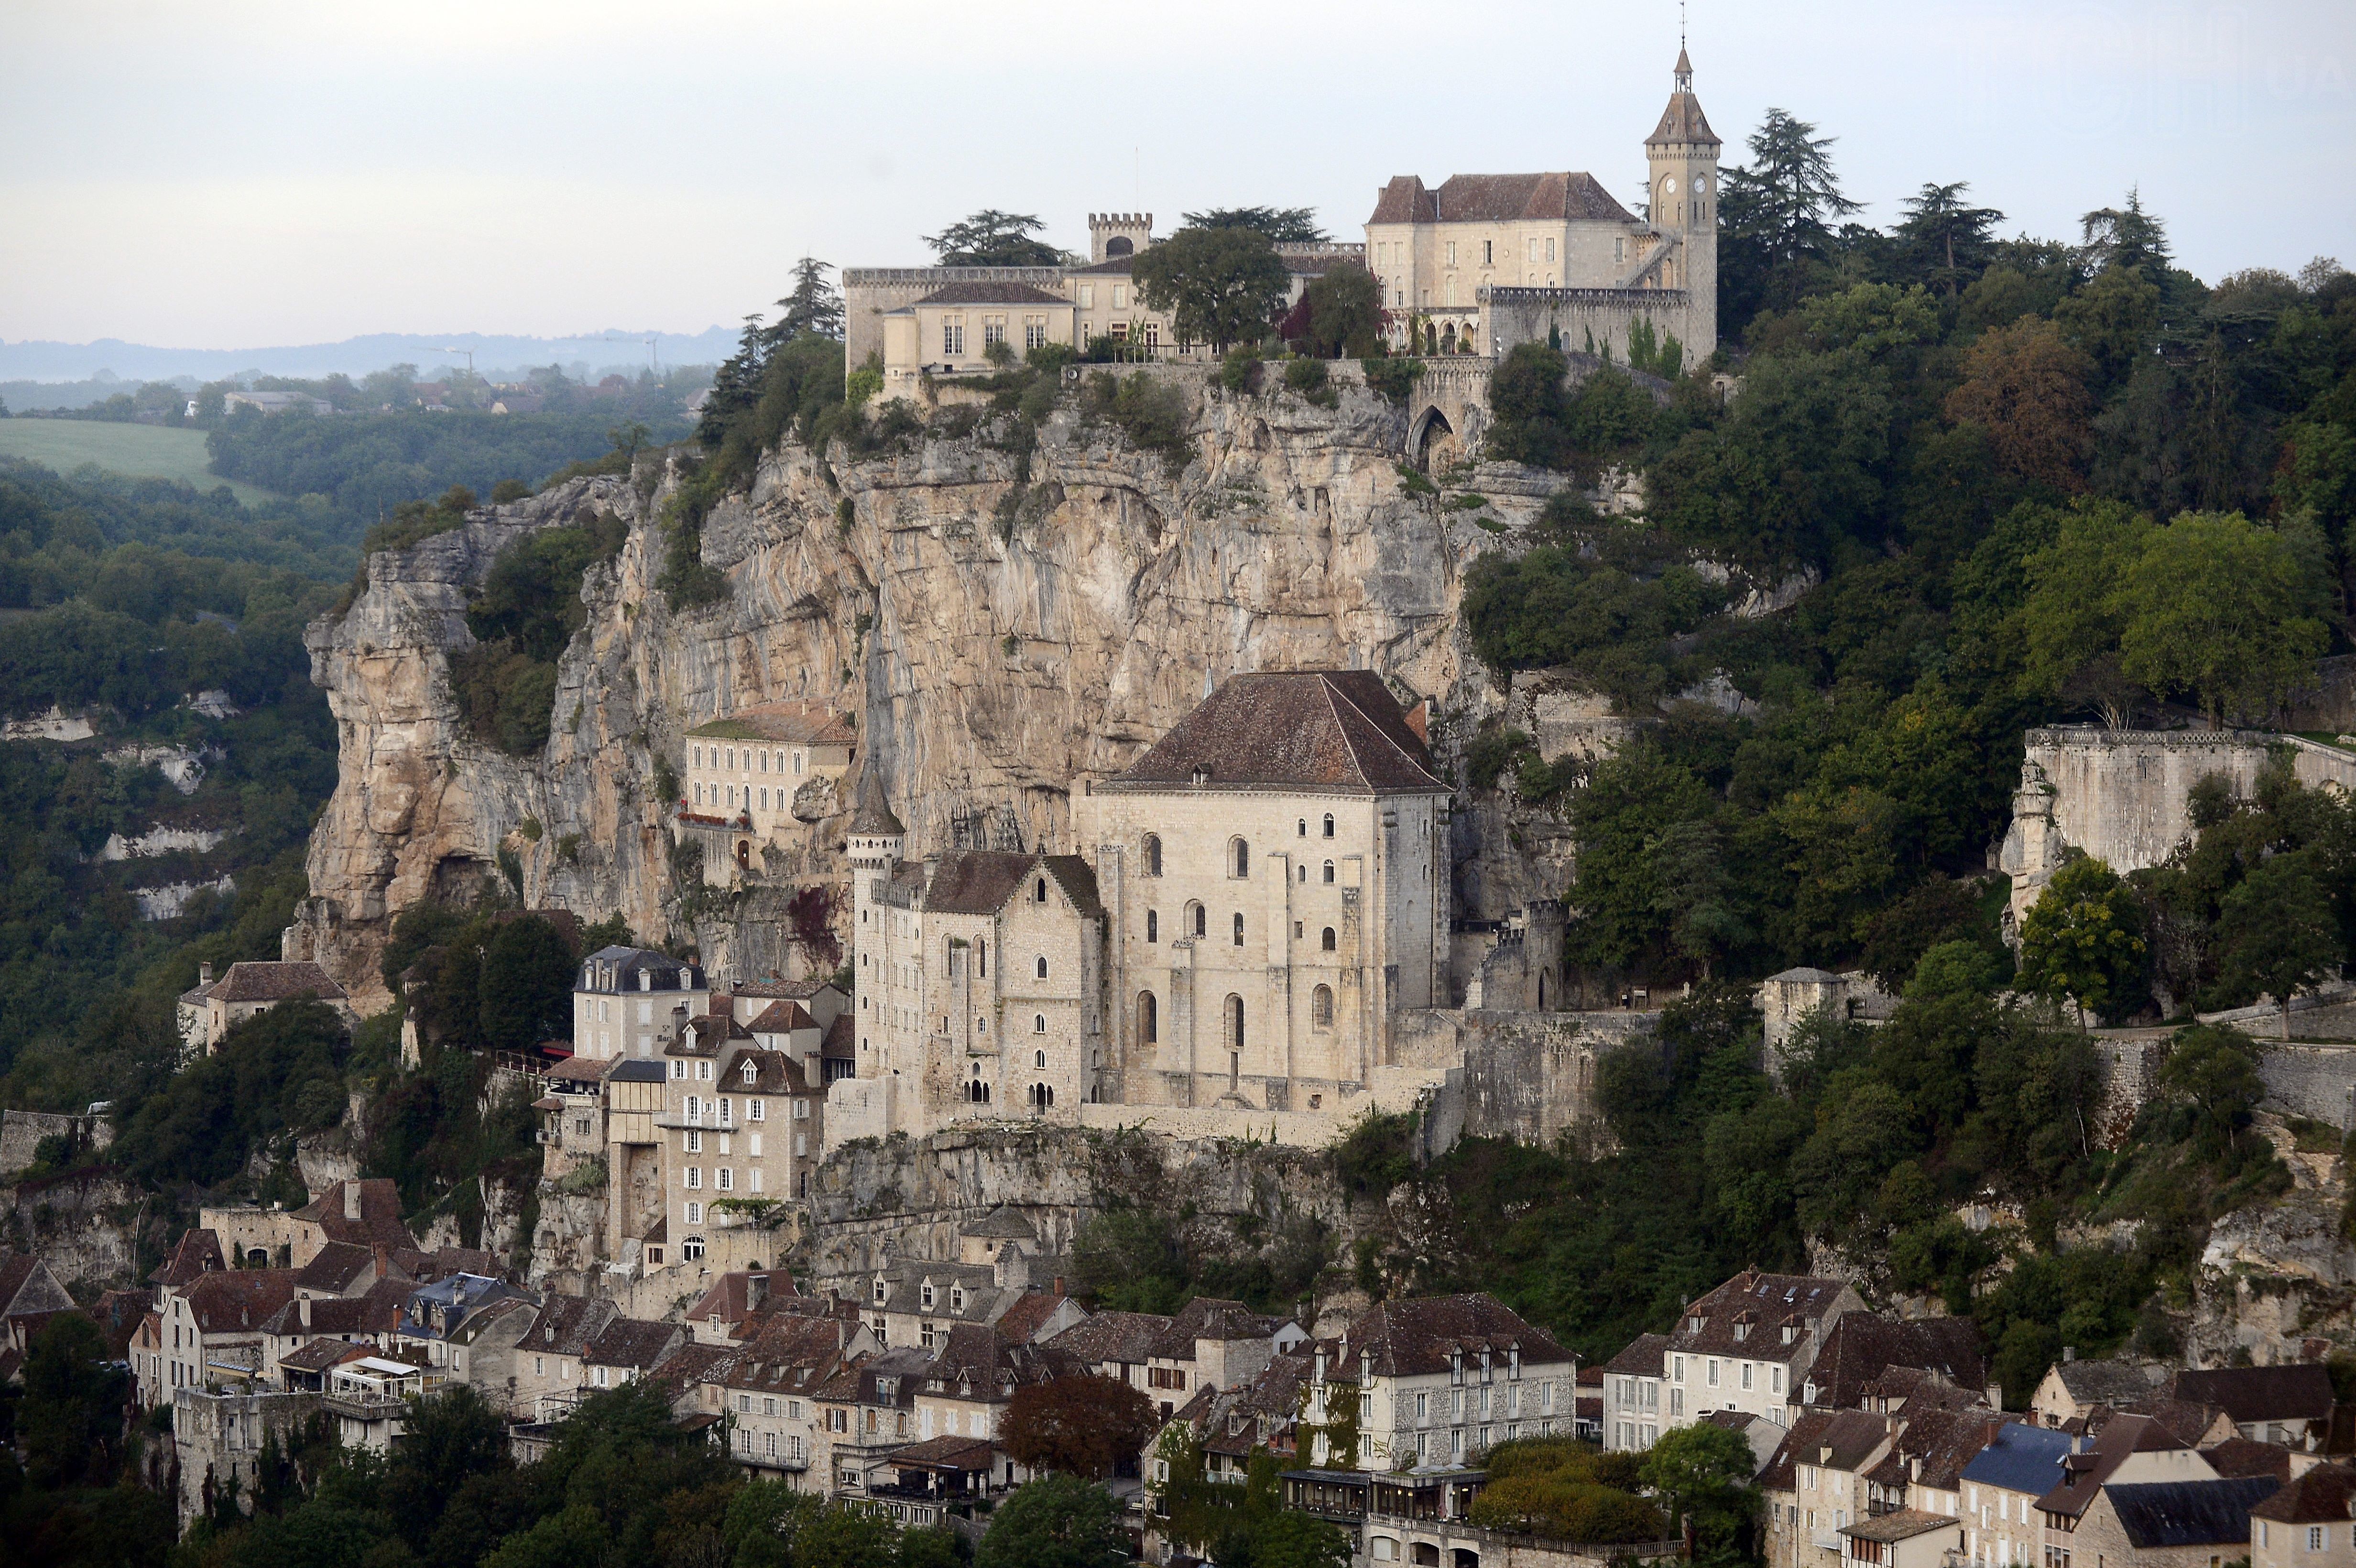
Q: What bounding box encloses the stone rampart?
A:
[1403,1008,1655,1153]
[2259,1041,2356,1130]
[1999,729,2356,934]
[0,1108,112,1176]
[1480,285,1700,369]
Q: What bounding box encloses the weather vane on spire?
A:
[1680,0,1686,51]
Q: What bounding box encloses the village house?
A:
[2032,1358,2170,1429]
[1604,1332,1671,1452]
[1763,1408,1896,1568]
[2035,1414,2221,1563]
[2171,1366,2337,1452]
[1602,1268,1865,1450]
[150,1268,297,1403]
[1867,1407,2003,1521]
[1804,1312,1991,1414]
[323,1353,447,1453]
[663,998,826,1252]
[2250,1463,2356,1568]
[912,1320,1079,1448]
[200,1177,417,1272]
[256,1290,400,1385]
[1959,1422,2076,1568]
[686,1269,795,1345]
[675,701,857,888]
[572,946,709,1062]
[535,1054,608,1181]
[510,1294,622,1419]
[815,1345,932,1494]
[1840,1509,1965,1568]
[1301,1292,1575,1471]
[582,1317,687,1395]
[2075,1477,2283,1568]
[710,1311,877,1488]
[176,960,350,1058]
[0,1251,76,1358]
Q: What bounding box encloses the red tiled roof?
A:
[690,701,857,746]
[993,1292,1073,1346]
[183,1270,298,1336]
[150,1229,226,1287]
[204,961,348,1003]
[912,281,1069,307]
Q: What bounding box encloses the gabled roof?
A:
[885,1434,998,1470]
[1762,1408,1892,1489]
[520,1294,619,1357]
[993,1291,1076,1346]
[2204,1438,2296,1482]
[689,1271,795,1328]
[586,1317,684,1370]
[182,1269,298,1336]
[151,1229,226,1288]
[734,976,843,1001]
[2104,1478,2282,1548]
[1325,1293,1570,1380]
[1365,172,1637,227]
[547,1056,611,1086]
[291,1179,417,1252]
[1048,1310,1173,1366]
[2249,1462,2356,1523]
[1602,1332,1669,1377]
[746,1000,818,1035]
[1842,1508,1958,1544]
[294,1241,379,1295]
[1671,1270,1854,1366]
[917,851,1104,921]
[2170,1365,2335,1426]
[689,700,857,746]
[0,1252,71,1324]
[2037,1414,2190,1518]
[259,1294,398,1339]
[280,1337,371,1374]
[1807,1314,1987,1408]
[1100,670,1444,795]
[960,1205,1038,1241]
[202,961,348,1003]
[2049,1358,2162,1407]
[1648,85,1721,149]
[823,1013,855,1058]
[578,947,705,994]
[1154,1298,1278,1359]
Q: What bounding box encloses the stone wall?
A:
[1479,286,1703,370]
[2259,1042,2356,1130]
[1999,729,2356,935]
[171,1388,322,1524]
[2284,654,2356,735]
[0,1108,112,1177]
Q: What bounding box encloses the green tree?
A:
[2018,857,2148,1027]
[1294,264,1385,358]
[1640,1422,1761,1561]
[976,1474,1129,1568]
[2214,855,2341,1037]
[2017,500,2153,726]
[1180,206,1327,242]
[1894,181,2006,295]
[776,257,845,341]
[19,1313,131,1489]
[924,210,1062,266]
[1485,342,1571,467]
[478,915,578,1053]
[1718,108,1864,324]
[2116,511,2334,727]
[2156,1024,2265,1146]
[1132,226,1290,352]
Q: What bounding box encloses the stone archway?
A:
[1409,406,1460,473]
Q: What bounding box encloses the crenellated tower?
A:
[1645,46,1722,359]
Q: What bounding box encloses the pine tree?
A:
[774,257,843,342]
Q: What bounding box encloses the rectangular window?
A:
[686,1129,701,1153]
[1742,1363,1753,1390]
[1112,284,1127,309]
[1707,1360,1719,1386]
[982,316,1006,348]
[1079,285,1094,308]
[2311,1529,2325,1552]
[686,1167,702,1188]
[686,1200,701,1223]
[1445,241,1457,265]
[1773,1366,1784,1394]
[942,319,965,356]
[1483,240,1493,264]
[1527,237,1538,261]
[1025,316,1047,349]
[749,1099,764,1122]
[717,1167,732,1190]
[1547,238,1556,261]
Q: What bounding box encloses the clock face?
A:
[1664,177,1678,195]
[1695,176,1709,193]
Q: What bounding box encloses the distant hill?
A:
[0,327,742,387]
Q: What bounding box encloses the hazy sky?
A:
[4,0,2351,349]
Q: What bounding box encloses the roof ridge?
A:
[1321,674,1437,785]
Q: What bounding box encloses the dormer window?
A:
[873,1279,887,1305]
[1734,1322,1749,1342]
[1783,1323,1797,1345]
[921,1284,935,1309]
[742,1060,757,1083]
[1689,1315,1705,1333]
[640,970,651,991]
[952,1286,966,1312]
[1451,1349,1464,1386]
[1034,877,1047,903]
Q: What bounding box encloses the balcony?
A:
[324,1391,412,1422]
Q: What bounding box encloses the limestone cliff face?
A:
[296,372,1582,1008]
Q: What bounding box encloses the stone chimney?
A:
[299,1295,312,1328]
[747,1273,769,1311]
[199,961,214,988]
[343,1181,362,1222]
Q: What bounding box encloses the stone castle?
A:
[841,47,1718,392]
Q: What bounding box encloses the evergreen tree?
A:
[1180,206,1328,242]
[774,257,843,342]
[1718,108,1863,328]
[923,209,1063,266]
[1896,181,2007,295]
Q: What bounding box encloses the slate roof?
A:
[2204,1438,2296,1482]
[850,766,905,836]
[259,1295,397,1339]
[1365,172,1638,227]
[688,700,857,745]
[2104,1477,2282,1547]
[2249,1462,2356,1523]
[737,976,842,1001]
[520,1294,619,1357]
[183,1269,298,1336]
[2037,1415,2188,1518]
[1324,1293,1570,1380]
[1871,1407,2001,1494]
[1101,671,1445,795]
[1049,1310,1174,1366]
[2050,1359,2162,1409]
[608,1059,668,1083]
[823,1013,855,1059]
[1154,1298,1279,1359]
[1601,1332,1669,1377]
[2171,1365,2336,1426]
[919,851,1104,921]
[280,1337,371,1374]
[202,961,347,1003]
[1808,1314,1987,1408]
[578,947,705,994]
[960,1205,1038,1241]
[885,1434,998,1470]
[1648,77,1722,148]
[1763,1409,1893,1490]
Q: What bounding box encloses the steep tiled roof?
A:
[918,851,1104,921]
[204,961,347,1003]
[2204,1438,2296,1481]
[644,1341,738,1405]
[1763,1409,1892,1490]
[547,1056,611,1086]
[280,1337,371,1374]
[151,1229,226,1288]
[993,1291,1075,1346]
[89,1288,150,1357]
[1102,670,1444,795]
[689,700,856,745]
[735,976,842,1001]
[960,1205,1038,1241]
[1365,172,1636,227]
[1154,1298,1277,1359]
[2105,1478,2281,1547]
[1326,1293,1570,1379]
[294,1241,378,1295]
[1049,1310,1172,1366]
[2036,1414,2189,1518]
[259,1294,397,1339]
[849,766,905,837]
[884,1434,998,1470]
[1807,1314,1986,1408]
[1602,1332,1668,1377]
[292,1179,416,1252]
[2051,1358,2162,1407]
[746,1000,817,1035]
[586,1317,684,1371]
[520,1294,618,1357]
[1648,84,1721,149]
[2249,1462,2356,1522]
[1670,1270,1853,1366]
[2170,1365,2335,1426]
[689,1271,795,1328]
[1843,1508,1958,1544]
[823,1013,855,1058]
[1878,1407,2000,1493]
[183,1270,298,1336]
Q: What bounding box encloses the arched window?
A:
[1232,912,1244,947]
[1225,994,1244,1051]
[683,1236,706,1261]
[977,941,987,977]
[1138,991,1158,1044]
[1312,984,1334,1029]
[1146,909,1159,942]
[1034,955,1048,979]
[1322,860,1335,883]
[1190,903,1206,938]
[1035,1049,1047,1069]
[1143,835,1162,877]
[1033,1013,1046,1034]
[1034,877,1048,903]
[1297,818,1307,837]
[1322,926,1337,952]
[1230,838,1249,878]
[1322,814,1335,838]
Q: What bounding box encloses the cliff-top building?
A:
[842,46,1715,383]
[826,669,1454,1151]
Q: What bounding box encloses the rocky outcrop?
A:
[295,374,1608,1009]
[3,1167,158,1294]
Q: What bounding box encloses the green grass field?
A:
[0,420,278,506]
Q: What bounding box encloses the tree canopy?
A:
[1133,227,1291,352]
[924,209,1064,267]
